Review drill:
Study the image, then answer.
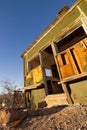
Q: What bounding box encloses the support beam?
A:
[62,83,73,104]
[39,52,48,95]
[51,42,62,80]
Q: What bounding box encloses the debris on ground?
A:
[20,105,87,130]
[0,105,87,130]
[0,107,27,129]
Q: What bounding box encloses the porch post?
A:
[62,83,73,104]
[39,52,48,95]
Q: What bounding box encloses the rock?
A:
[0,108,24,127]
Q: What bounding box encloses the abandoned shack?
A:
[21,0,87,108]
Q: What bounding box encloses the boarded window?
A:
[57,52,75,78]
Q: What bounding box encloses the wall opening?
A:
[56,26,86,53]
[42,45,63,95]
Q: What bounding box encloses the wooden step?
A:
[45,93,68,107]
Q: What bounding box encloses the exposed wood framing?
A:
[51,42,62,80]
[20,83,43,91]
[58,71,87,84]
[53,17,82,44]
[67,49,79,74]
[23,58,26,87]
[62,83,73,104]
[21,0,87,107]
[39,52,48,95]
[46,76,59,82]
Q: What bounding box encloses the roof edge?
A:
[21,0,82,58]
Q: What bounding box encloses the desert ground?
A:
[1,105,87,130]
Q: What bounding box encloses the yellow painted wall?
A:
[25,65,43,86]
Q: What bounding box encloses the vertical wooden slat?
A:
[39,52,48,95]
[72,46,83,72]
[67,49,79,74]
[57,54,63,66]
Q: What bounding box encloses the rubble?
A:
[0,105,86,130]
[20,105,87,130]
[0,107,27,129]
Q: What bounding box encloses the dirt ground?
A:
[1,105,87,130]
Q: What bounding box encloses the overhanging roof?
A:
[21,0,82,58]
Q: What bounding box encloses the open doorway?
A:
[42,45,64,95]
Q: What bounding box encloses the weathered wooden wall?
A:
[68,79,87,104]
[22,0,87,106]
[25,88,46,108]
[25,65,43,86]
[24,1,82,75]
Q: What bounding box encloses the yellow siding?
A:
[32,66,43,84]
[26,71,32,80]
[25,65,43,86]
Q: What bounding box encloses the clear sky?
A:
[0,0,76,93]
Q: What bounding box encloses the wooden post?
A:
[23,58,26,87]
[62,83,73,104]
[51,42,62,80]
[39,52,48,95]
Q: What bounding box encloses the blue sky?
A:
[0,0,76,93]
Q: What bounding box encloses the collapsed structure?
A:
[21,0,87,108]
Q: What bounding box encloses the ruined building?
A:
[21,0,87,108]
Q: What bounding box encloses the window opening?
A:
[47,80,53,94]
[61,53,67,65]
[28,62,31,72]
[45,68,52,76]
[56,26,86,53]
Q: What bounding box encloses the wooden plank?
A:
[20,83,43,91]
[32,66,43,84]
[57,51,75,78]
[72,46,83,72]
[83,37,87,46]
[58,71,87,84]
[60,65,75,78]
[71,39,87,72]
[57,54,63,66]
[67,49,79,74]
[46,76,59,82]
[45,93,68,107]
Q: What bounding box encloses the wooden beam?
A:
[51,42,62,80]
[39,52,48,95]
[62,83,73,104]
[58,71,87,84]
[20,83,43,91]
[67,49,79,74]
[46,76,59,82]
